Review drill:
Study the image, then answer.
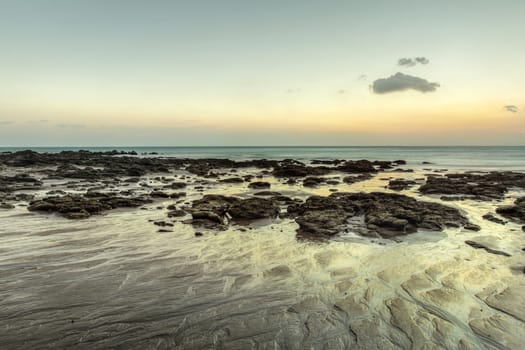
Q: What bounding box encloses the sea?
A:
[1,146,525,171]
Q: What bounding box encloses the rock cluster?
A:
[287,192,474,238]
[188,194,280,228]
[496,197,525,224]
[28,193,152,219]
[419,172,525,200]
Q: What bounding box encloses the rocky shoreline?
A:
[2,149,525,241]
[2,150,525,349]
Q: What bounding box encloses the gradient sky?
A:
[1,0,524,146]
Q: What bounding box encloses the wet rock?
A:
[336,160,378,173]
[496,197,525,224]
[253,191,282,196]
[248,181,271,189]
[272,164,330,178]
[303,177,324,187]
[0,202,15,209]
[464,223,481,231]
[482,213,507,225]
[167,209,186,218]
[342,174,373,184]
[465,240,511,257]
[420,172,525,199]
[289,192,472,239]
[165,182,187,189]
[219,177,244,183]
[27,193,152,219]
[189,194,279,227]
[228,197,280,221]
[0,174,42,192]
[150,191,170,198]
[388,179,416,191]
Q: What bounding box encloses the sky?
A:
[0,0,524,146]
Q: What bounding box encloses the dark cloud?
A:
[398,58,416,67]
[398,57,430,67]
[372,72,440,94]
[504,105,518,113]
[414,57,429,65]
[358,74,368,81]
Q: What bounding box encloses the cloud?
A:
[337,89,347,94]
[0,120,14,125]
[358,74,368,81]
[398,57,430,67]
[286,88,301,94]
[414,57,429,65]
[372,72,440,94]
[398,58,416,67]
[504,105,519,113]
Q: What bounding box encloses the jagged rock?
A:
[420,172,525,199]
[496,197,525,224]
[288,192,472,238]
[28,193,152,219]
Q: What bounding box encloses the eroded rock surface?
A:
[288,192,473,238]
[28,193,152,219]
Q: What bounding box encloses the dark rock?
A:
[303,177,324,187]
[288,192,472,239]
[167,209,186,218]
[482,213,507,225]
[465,240,511,257]
[496,197,525,224]
[150,191,170,198]
[342,174,373,184]
[28,194,151,219]
[464,223,481,231]
[336,160,378,173]
[388,179,417,191]
[420,172,525,200]
[253,191,282,196]
[228,197,280,220]
[248,181,271,189]
[219,177,244,183]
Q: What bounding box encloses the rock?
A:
[420,172,525,200]
[296,209,350,236]
[150,191,170,198]
[388,179,416,191]
[167,209,186,218]
[28,193,151,219]
[165,182,186,189]
[253,191,282,196]
[482,213,507,225]
[228,197,279,220]
[336,160,378,173]
[464,223,481,231]
[465,240,511,257]
[303,177,324,187]
[342,174,373,184]
[496,197,525,223]
[288,192,472,239]
[248,181,271,189]
[188,195,279,227]
[0,202,15,209]
[219,177,244,183]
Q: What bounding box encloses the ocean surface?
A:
[1,146,525,170]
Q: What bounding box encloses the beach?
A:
[1,149,524,349]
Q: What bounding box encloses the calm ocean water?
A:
[1,146,524,170]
